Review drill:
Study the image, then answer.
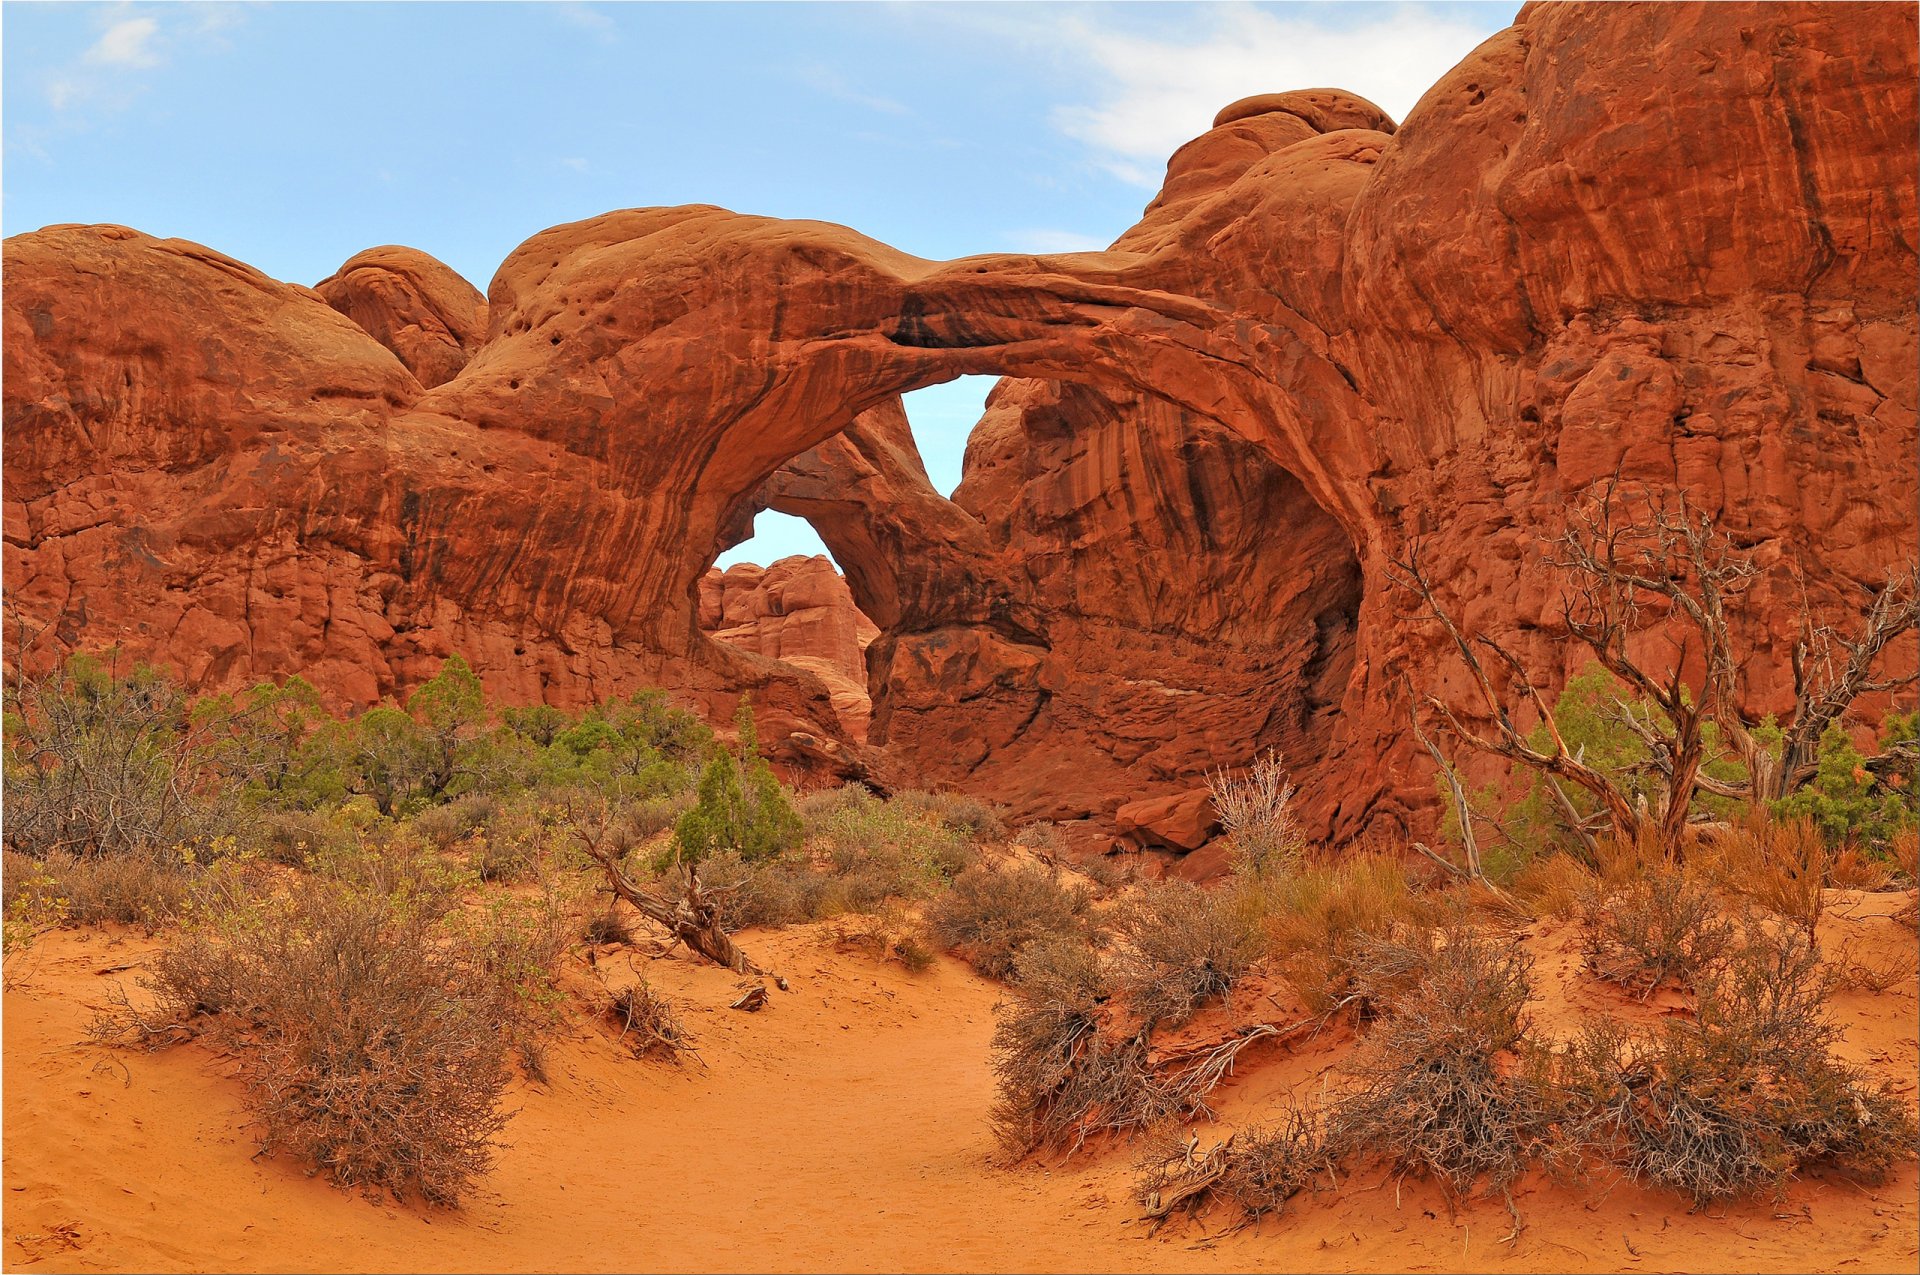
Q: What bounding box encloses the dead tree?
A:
[1393,480,1919,857]
[558,790,786,989]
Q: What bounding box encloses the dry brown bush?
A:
[33,849,191,928]
[1578,867,1737,997]
[604,979,693,1061]
[582,907,635,947]
[1112,879,1262,1028]
[115,860,518,1205]
[989,939,1191,1154]
[1135,1107,1329,1231]
[1559,925,1916,1203]
[928,862,1094,980]
[1327,924,1558,1199]
[829,901,936,973]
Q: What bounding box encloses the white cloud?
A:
[559,156,591,173]
[1047,4,1504,184]
[554,3,618,43]
[798,65,911,118]
[83,17,162,68]
[39,5,247,116]
[1005,228,1111,254]
[900,1,1509,189]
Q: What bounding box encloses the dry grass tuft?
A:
[1256,853,1435,1015]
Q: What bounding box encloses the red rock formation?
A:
[698,556,878,742]
[4,2,1913,845]
[314,246,488,388]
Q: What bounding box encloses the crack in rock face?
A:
[5,6,1915,849]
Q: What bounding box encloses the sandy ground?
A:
[4,893,1916,1274]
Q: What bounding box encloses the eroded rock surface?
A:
[699,557,878,742]
[6,2,1914,843]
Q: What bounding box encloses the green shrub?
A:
[672,703,800,865]
[1775,717,1917,853]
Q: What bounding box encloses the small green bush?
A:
[673,703,800,865]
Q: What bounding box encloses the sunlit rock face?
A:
[7,3,1914,841]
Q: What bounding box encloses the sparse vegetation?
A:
[1208,750,1305,878]
[929,862,1094,979]
[1136,1108,1329,1231]
[1112,879,1262,1028]
[603,979,694,1062]
[1559,925,1915,1203]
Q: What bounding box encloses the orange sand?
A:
[5,893,1916,1273]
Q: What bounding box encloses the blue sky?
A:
[3,0,1515,566]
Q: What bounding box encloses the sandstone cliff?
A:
[5,2,1913,842]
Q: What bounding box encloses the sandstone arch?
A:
[7,2,1914,846]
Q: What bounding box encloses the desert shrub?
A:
[1328,924,1558,1197]
[3,655,223,859]
[3,852,68,968]
[410,793,497,849]
[1136,1106,1329,1229]
[891,789,1010,844]
[1257,853,1432,1014]
[673,703,800,865]
[256,807,357,866]
[1019,821,1060,852]
[1560,925,1915,1203]
[1208,750,1306,878]
[582,907,635,947]
[682,849,832,928]
[800,784,974,902]
[127,856,514,1205]
[1775,716,1917,852]
[452,889,572,1080]
[1579,866,1737,996]
[829,900,936,973]
[1112,880,1263,1027]
[1079,854,1132,891]
[991,938,1185,1153]
[929,862,1094,979]
[38,848,193,928]
[604,979,693,1061]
